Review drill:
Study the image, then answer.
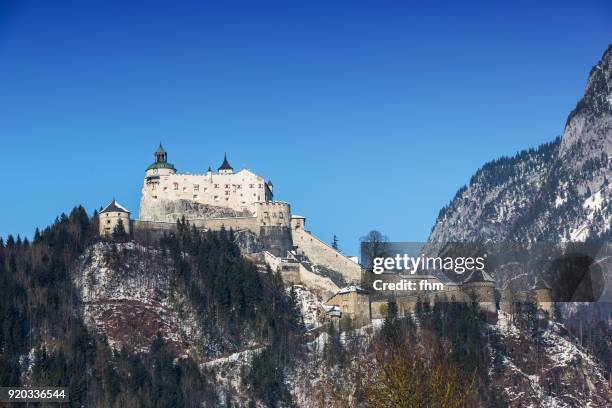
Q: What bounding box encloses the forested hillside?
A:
[0,208,302,407]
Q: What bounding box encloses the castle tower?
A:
[99,198,130,236]
[462,269,496,320]
[145,144,176,178]
[218,153,233,175]
[531,275,553,317]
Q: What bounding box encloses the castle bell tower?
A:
[145,143,176,178]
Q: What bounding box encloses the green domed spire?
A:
[147,143,176,171]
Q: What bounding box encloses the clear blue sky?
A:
[1,1,611,254]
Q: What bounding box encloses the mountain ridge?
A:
[429,44,612,244]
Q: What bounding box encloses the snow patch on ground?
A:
[202,347,264,406]
[493,311,611,407]
[583,189,604,214]
[567,189,609,241]
[555,194,567,208]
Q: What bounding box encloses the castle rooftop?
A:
[462,269,494,284]
[147,143,176,171]
[218,153,233,170]
[336,284,367,295]
[101,199,130,214]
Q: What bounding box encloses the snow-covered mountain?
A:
[430,45,612,244]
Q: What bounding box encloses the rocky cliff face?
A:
[429,45,612,244]
[139,198,252,223]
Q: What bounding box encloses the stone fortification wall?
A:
[370,288,469,319]
[255,201,291,228]
[137,199,292,256]
[291,227,362,283]
[264,251,339,299]
[259,226,292,257]
[133,217,260,234]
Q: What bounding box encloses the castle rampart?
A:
[291,217,362,283]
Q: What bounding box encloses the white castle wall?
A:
[141,168,271,217]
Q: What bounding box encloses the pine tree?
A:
[331,234,339,250]
[112,219,127,240]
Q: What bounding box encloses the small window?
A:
[193,184,199,191]
[193,194,198,199]
[214,184,219,188]
[225,191,230,195]
[163,187,168,192]
[173,183,179,190]
[249,184,254,188]
[224,184,229,188]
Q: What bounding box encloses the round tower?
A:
[145,143,176,178]
[461,269,496,318]
[99,198,130,236]
[531,275,553,317]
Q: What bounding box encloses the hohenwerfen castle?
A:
[99,145,363,293]
[98,145,552,328]
[141,145,273,215]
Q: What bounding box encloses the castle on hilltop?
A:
[99,144,363,296]
[140,144,273,216]
[98,145,553,328]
